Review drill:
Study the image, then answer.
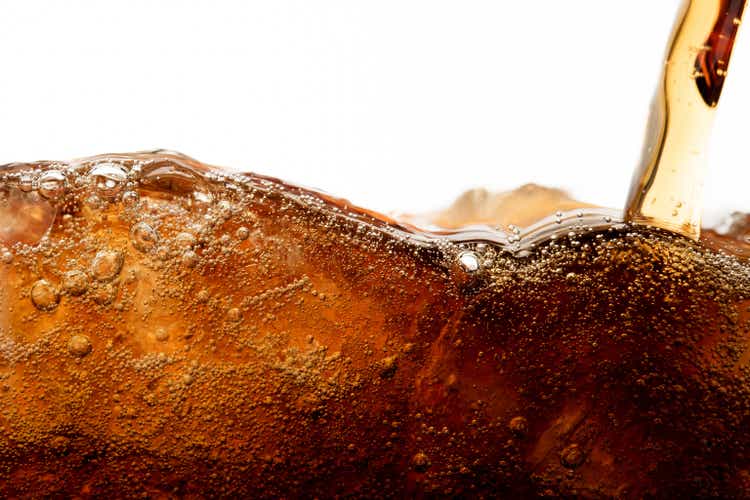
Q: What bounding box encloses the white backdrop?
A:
[1,1,747,222]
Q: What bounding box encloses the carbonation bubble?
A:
[38,170,66,200]
[122,191,139,207]
[0,249,12,264]
[91,283,117,305]
[89,163,127,198]
[175,232,197,249]
[130,222,159,253]
[236,226,250,240]
[560,444,585,469]
[412,452,431,472]
[458,251,480,273]
[19,175,33,192]
[62,270,89,296]
[196,289,210,303]
[508,416,528,436]
[91,250,124,281]
[154,328,169,342]
[227,308,242,322]
[31,279,60,311]
[181,250,198,267]
[85,194,103,210]
[67,335,92,358]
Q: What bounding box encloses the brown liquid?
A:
[625,0,746,239]
[1,151,750,498]
[1,3,750,499]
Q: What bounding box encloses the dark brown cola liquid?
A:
[2,152,750,498]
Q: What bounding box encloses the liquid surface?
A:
[2,152,750,497]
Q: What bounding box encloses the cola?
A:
[2,0,750,497]
[0,151,749,498]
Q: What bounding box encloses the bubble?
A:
[31,279,60,311]
[89,163,127,198]
[236,226,250,240]
[67,335,92,358]
[19,175,33,192]
[227,307,242,322]
[122,191,140,208]
[175,232,197,249]
[154,328,169,342]
[412,452,431,472]
[458,251,480,273]
[217,200,233,218]
[38,170,66,200]
[91,283,117,305]
[62,270,89,296]
[130,222,159,253]
[508,416,528,436]
[181,250,198,268]
[560,444,585,469]
[379,355,398,378]
[0,250,12,264]
[91,250,124,281]
[196,289,210,303]
[85,194,103,210]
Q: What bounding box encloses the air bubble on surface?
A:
[458,251,480,273]
[140,160,213,206]
[90,163,127,198]
[19,175,33,192]
[38,170,66,200]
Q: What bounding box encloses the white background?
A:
[0,1,747,222]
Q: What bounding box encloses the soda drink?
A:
[1,0,749,498]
